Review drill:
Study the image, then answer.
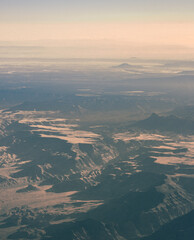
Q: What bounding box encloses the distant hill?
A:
[132,113,194,134]
[113,63,143,69]
[143,210,194,240]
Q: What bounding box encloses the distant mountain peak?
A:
[149,113,160,118]
[116,63,132,68]
[133,113,194,134]
[113,63,142,69]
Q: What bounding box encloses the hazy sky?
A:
[0,0,194,58]
[1,0,194,23]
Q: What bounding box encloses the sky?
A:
[1,0,194,23]
[0,0,194,58]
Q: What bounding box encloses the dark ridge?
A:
[16,184,39,193]
[132,113,194,134]
[143,210,194,240]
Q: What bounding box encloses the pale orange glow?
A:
[0,23,194,59]
[0,23,193,45]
